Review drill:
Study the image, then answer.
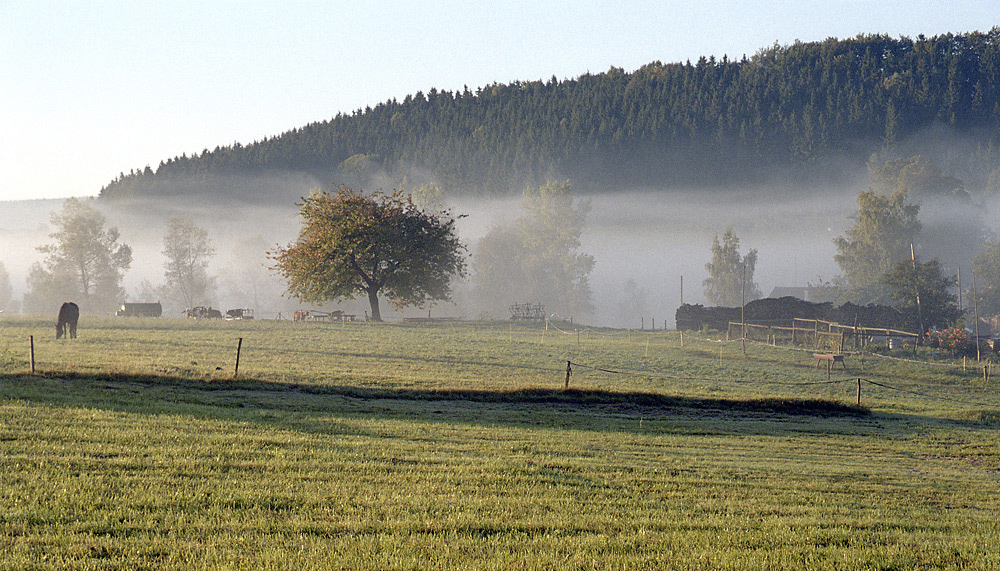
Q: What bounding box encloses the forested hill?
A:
[100,30,1000,202]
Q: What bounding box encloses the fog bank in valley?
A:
[2,180,996,327]
[448,184,870,327]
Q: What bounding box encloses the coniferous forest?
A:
[99,31,1000,202]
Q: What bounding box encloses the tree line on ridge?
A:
[99,30,1000,202]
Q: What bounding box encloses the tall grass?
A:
[1,316,999,569]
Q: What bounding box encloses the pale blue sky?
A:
[2,0,997,201]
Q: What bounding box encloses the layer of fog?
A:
[451,187,862,328]
[3,181,997,327]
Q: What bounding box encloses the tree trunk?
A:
[367,288,382,322]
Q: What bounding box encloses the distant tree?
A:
[805,275,849,305]
[881,257,961,333]
[133,279,162,305]
[987,168,1000,198]
[703,228,761,307]
[0,262,11,312]
[409,183,446,211]
[162,216,216,309]
[337,154,383,188]
[271,186,466,321]
[868,155,968,200]
[23,262,66,315]
[834,188,921,303]
[865,155,985,275]
[617,278,649,327]
[218,236,281,314]
[474,181,594,318]
[99,32,1000,202]
[24,198,132,314]
[971,239,1000,317]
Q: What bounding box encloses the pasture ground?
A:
[1,316,999,570]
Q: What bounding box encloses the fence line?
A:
[728,331,970,370]
[854,349,966,369]
[726,318,921,353]
[567,358,999,409]
[546,320,639,339]
[11,323,994,411]
[569,359,851,388]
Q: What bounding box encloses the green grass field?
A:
[2,315,999,570]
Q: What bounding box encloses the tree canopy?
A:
[703,228,761,307]
[162,216,216,309]
[867,156,968,200]
[24,198,132,314]
[0,262,13,313]
[881,257,961,332]
[98,31,1000,202]
[834,187,921,303]
[473,181,594,318]
[971,239,1000,317]
[271,186,466,321]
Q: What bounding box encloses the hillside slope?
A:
[99,31,1000,202]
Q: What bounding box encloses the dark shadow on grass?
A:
[2,370,869,419]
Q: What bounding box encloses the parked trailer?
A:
[225,308,255,320]
[116,302,162,317]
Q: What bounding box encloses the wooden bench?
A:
[813,353,847,370]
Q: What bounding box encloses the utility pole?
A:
[973,267,981,362]
[741,263,746,355]
[957,266,962,315]
[910,243,924,353]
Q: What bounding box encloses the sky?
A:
[2,0,998,202]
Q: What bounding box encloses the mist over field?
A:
[3,172,999,327]
[0,186,870,326]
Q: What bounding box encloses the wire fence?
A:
[4,319,997,413]
[565,357,998,410]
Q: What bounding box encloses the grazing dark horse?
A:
[56,302,79,339]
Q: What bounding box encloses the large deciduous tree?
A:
[881,257,961,333]
[162,216,216,309]
[867,155,967,199]
[971,239,1000,317]
[24,198,132,314]
[834,188,921,303]
[0,261,13,313]
[703,228,761,307]
[866,155,984,276]
[271,186,466,321]
[473,181,594,318]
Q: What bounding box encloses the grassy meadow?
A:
[1,315,999,570]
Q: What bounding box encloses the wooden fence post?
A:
[856,378,862,406]
[29,335,35,374]
[234,337,243,377]
[564,361,572,389]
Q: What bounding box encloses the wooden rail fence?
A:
[727,318,919,352]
